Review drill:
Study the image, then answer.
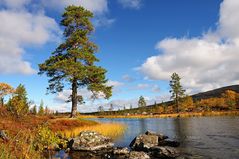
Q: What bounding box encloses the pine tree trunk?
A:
[176,94,179,113]
[71,78,78,118]
[0,97,3,107]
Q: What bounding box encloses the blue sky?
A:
[1,0,239,112]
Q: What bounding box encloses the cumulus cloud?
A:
[0,8,61,74]
[135,83,149,89]
[42,0,108,14]
[42,0,114,27]
[151,85,160,93]
[118,0,142,9]
[0,0,31,9]
[139,0,239,93]
[122,74,135,82]
[106,80,124,87]
[55,80,124,102]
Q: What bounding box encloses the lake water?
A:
[91,116,239,159]
[52,116,239,159]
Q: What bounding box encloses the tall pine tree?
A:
[169,72,185,112]
[39,6,112,117]
[138,96,146,108]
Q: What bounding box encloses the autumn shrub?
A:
[0,129,42,159]
[33,123,65,151]
[0,83,14,107]
[7,84,29,118]
[181,96,195,112]
[222,90,238,110]
[196,97,226,110]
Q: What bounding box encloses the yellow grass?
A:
[58,123,126,139]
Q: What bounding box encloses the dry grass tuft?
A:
[58,122,126,139]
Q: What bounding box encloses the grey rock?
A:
[149,146,180,158]
[145,130,168,140]
[70,131,114,151]
[113,147,130,155]
[129,151,150,159]
[129,134,159,151]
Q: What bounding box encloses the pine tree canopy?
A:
[38,6,112,117]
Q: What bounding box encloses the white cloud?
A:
[136,83,149,89]
[106,80,124,87]
[218,0,239,39]
[0,9,61,74]
[93,17,115,27]
[151,85,160,93]
[55,80,124,103]
[122,74,135,82]
[118,0,142,9]
[0,0,31,9]
[139,0,239,93]
[42,0,114,27]
[42,0,108,14]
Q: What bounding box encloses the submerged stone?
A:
[149,146,180,158]
[129,151,150,159]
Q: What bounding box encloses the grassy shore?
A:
[79,110,239,119]
[0,107,126,159]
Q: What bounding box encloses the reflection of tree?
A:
[139,118,147,133]
[173,118,184,143]
[173,118,191,147]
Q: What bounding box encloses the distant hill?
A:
[84,85,239,115]
[191,85,239,100]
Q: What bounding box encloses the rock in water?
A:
[69,131,114,151]
[145,130,168,140]
[149,146,180,158]
[129,134,159,151]
[0,130,9,141]
[129,151,150,159]
[113,147,130,159]
[158,139,180,147]
[113,147,130,155]
[129,130,180,158]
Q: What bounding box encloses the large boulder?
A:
[145,130,168,140]
[113,147,130,155]
[149,146,180,158]
[68,131,114,151]
[129,130,180,158]
[130,131,169,151]
[113,147,130,159]
[129,134,159,151]
[129,151,150,159]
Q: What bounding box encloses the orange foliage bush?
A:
[222,90,239,110]
[181,96,195,111]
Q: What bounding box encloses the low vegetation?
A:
[57,121,126,139]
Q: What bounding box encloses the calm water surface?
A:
[91,116,239,159]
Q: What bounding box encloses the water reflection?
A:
[92,116,239,158]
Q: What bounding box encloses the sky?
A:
[1,0,239,113]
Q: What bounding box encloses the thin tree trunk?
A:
[71,78,78,118]
[0,97,3,107]
[176,94,179,113]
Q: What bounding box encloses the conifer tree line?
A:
[0,82,55,118]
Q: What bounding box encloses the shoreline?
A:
[79,111,239,119]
